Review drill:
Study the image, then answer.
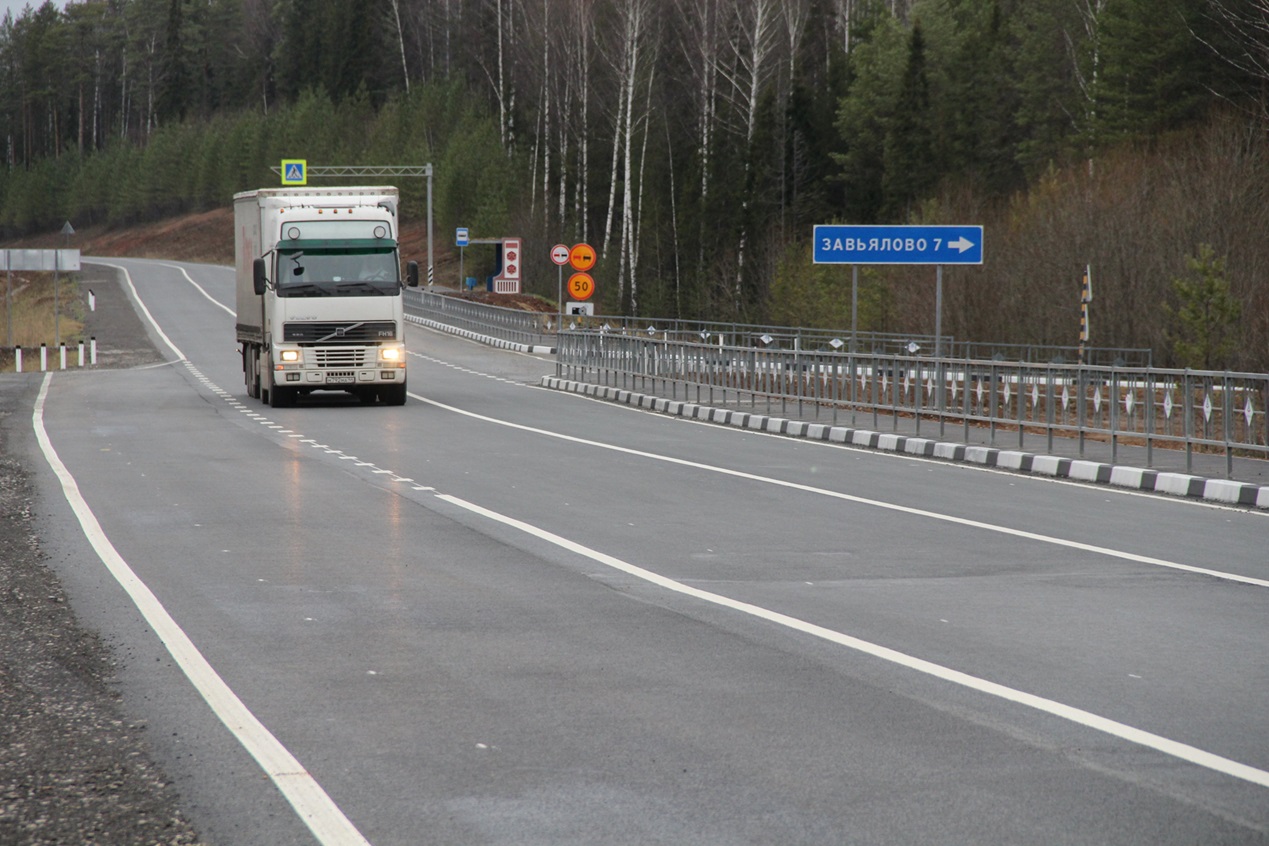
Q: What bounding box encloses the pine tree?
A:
[1089,0,1213,145]
[156,0,188,123]
[881,20,936,221]
[833,9,906,223]
[1167,244,1242,370]
[1011,0,1089,176]
[940,0,1022,196]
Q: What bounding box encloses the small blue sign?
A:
[281,159,307,186]
[814,225,983,265]
[456,227,469,248]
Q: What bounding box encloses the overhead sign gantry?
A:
[271,162,436,287]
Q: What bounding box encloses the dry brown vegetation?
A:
[0,275,84,356]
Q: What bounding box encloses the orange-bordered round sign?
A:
[567,271,595,301]
[569,243,597,272]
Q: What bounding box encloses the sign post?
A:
[550,244,570,327]
[566,243,596,321]
[813,223,982,358]
[1079,264,1093,364]
[456,227,469,287]
[2,249,81,355]
[814,224,983,418]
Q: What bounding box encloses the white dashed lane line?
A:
[183,361,1269,794]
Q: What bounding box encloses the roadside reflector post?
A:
[40,343,47,371]
[14,345,21,373]
[90,337,97,365]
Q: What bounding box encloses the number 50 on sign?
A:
[568,272,595,301]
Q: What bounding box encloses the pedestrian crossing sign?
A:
[281,159,307,186]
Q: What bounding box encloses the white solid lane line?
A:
[433,490,1269,791]
[415,393,1269,589]
[95,262,187,360]
[33,374,372,846]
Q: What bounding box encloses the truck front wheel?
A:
[381,383,407,406]
[270,384,296,408]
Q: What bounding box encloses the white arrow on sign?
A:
[949,236,975,253]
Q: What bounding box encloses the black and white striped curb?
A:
[406,314,555,355]
[541,376,1269,510]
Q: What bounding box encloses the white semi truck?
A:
[235,186,418,407]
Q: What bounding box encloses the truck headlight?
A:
[280,349,301,363]
[379,347,402,362]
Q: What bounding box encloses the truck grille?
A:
[313,348,368,367]
[283,321,396,343]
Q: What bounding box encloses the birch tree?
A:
[673,0,721,206]
[598,0,657,309]
[385,0,410,93]
[718,0,781,310]
[478,0,519,151]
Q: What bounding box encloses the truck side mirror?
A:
[252,258,268,295]
[406,261,420,288]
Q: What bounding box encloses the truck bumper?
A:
[276,366,405,387]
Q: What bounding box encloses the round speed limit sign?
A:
[567,271,595,301]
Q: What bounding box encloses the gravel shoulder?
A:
[0,265,204,845]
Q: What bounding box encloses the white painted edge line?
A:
[434,489,1269,790]
[94,262,187,361]
[540,378,1269,511]
[418,395,1269,590]
[161,263,236,318]
[34,398,368,837]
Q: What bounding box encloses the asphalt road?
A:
[16,258,1269,845]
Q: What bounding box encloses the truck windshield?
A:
[277,247,400,297]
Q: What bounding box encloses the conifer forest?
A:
[2,0,1267,370]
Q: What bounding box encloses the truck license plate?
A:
[326,375,355,384]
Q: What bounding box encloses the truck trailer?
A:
[235,186,418,407]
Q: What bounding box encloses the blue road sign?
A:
[814,225,983,265]
[281,159,307,185]
[456,227,469,247]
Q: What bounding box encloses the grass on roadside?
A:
[0,272,85,370]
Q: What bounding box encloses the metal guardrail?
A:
[555,331,1267,479]
[555,314,1150,367]
[405,291,1151,367]
[406,293,1250,475]
[404,288,557,348]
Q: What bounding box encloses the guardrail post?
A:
[1017,364,1025,450]
[1077,366,1086,457]
[988,361,998,445]
[1046,365,1055,454]
[1184,370,1193,474]
[1224,373,1233,479]
[1144,371,1154,467]
[1110,367,1119,464]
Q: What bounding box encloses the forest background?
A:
[1,0,1267,371]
